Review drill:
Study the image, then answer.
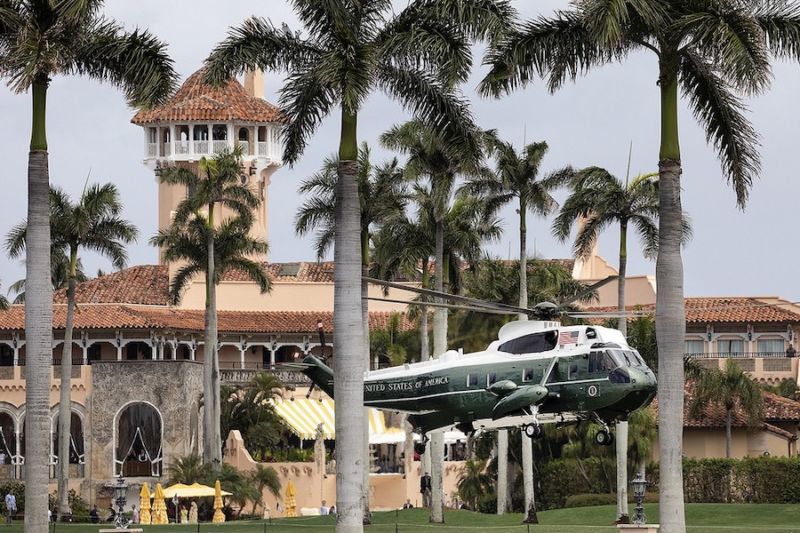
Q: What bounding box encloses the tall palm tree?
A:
[152,147,267,469]
[481,3,800,530]
[6,183,137,520]
[553,168,660,522]
[462,136,568,522]
[690,359,764,458]
[377,115,500,519]
[1,3,175,529]
[296,143,407,522]
[204,3,512,528]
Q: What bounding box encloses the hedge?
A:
[539,457,800,509]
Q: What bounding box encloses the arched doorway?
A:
[275,345,303,363]
[115,402,163,477]
[51,411,85,478]
[0,411,16,478]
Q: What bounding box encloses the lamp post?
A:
[630,472,648,525]
[113,477,129,529]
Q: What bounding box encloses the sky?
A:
[2,1,800,301]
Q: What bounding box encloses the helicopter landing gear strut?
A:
[522,405,543,439]
[523,423,544,439]
[591,414,615,446]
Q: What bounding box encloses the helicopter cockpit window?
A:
[467,374,478,387]
[522,368,535,382]
[498,331,558,355]
[589,351,619,373]
[487,373,497,387]
[631,351,646,366]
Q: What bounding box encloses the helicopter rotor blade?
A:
[364,277,533,315]
[555,276,619,310]
[366,297,516,315]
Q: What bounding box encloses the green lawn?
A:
[29,505,800,532]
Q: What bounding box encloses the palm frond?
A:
[205,17,320,83]
[71,17,177,107]
[581,0,666,47]
[378,65,481,162]
[169,263,203,306]
[680,50,760,208]
[4,220,27,259]
[755,2,800,61]
[278,66,339,166]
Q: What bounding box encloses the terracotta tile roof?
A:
[223,262,336,283]
[131,69,282,125]
[652,382,800,440]
[0,304,414,334]
[585,297,800,323]
[53,265,170,306]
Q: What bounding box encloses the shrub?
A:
[48,489,90,523]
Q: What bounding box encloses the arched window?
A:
[115,403,162,477]
[0,411,16,477]
[51,412,85,465]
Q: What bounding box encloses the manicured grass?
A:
[22,504,800,532]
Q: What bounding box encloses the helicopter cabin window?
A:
[498,331,558,355]
[466,374,478,387]
[522,368,535,382]
[567,363,579,380]
[486,373,497,387]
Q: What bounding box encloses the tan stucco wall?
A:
[224,431,464,513]
[179,281,416,313]
[652,427,795,459]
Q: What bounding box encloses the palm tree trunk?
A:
[420,261,431,474]
[616,222,629,522]
[430,219,446,523]
[57,248,78,520]
[25,75,53,533]
[204,206,222,468]
[361,238,371,524]
[335,107,365,533]
[496,430,508,515]
[656,68,686,533]
[725,409,732,459]
[518,199,536,522]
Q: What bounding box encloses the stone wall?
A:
[88,360,203,501]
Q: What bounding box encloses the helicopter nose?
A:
[628,367,657,391]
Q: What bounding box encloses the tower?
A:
[131,69,283,262]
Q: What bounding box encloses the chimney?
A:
[244,69,265,99]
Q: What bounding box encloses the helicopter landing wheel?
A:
[523,424,544,439]
[595,428,614,446]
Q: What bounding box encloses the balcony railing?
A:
[686,351,791,359]
[219,366,311,386]
[147,143,158,157]
[238,140,250,156]
[193,140,208,154]
[212,140,228,154]
[175,140,190,155]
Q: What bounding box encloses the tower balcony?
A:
[143,123,282,167]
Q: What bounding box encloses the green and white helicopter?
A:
[297,276,656,455]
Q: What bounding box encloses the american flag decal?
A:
[559,330,579,345]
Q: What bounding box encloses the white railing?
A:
[147,143,158,157]
[257,142,268,156]
[212,140,228,154]
[193,140,208,154]
[162,143,171,156]
[175,141,190,155]
[238,140,250,156]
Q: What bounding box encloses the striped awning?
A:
[271,398,387,441]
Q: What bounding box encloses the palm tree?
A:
[6,183,137,520]
[204,3,512,527]
[0,3,175,526]
[457,458,492,510]
[690,359,764,458]
[167,454,209,485]
[155,147,263,469]
[295,141,408,355]
[0,283,8,311]
[249,463,281,515]
[627,408,657,480]
[553,168,661,522]
[481,3,800,530]
[462,136,568,522]
[151,147,269,468]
